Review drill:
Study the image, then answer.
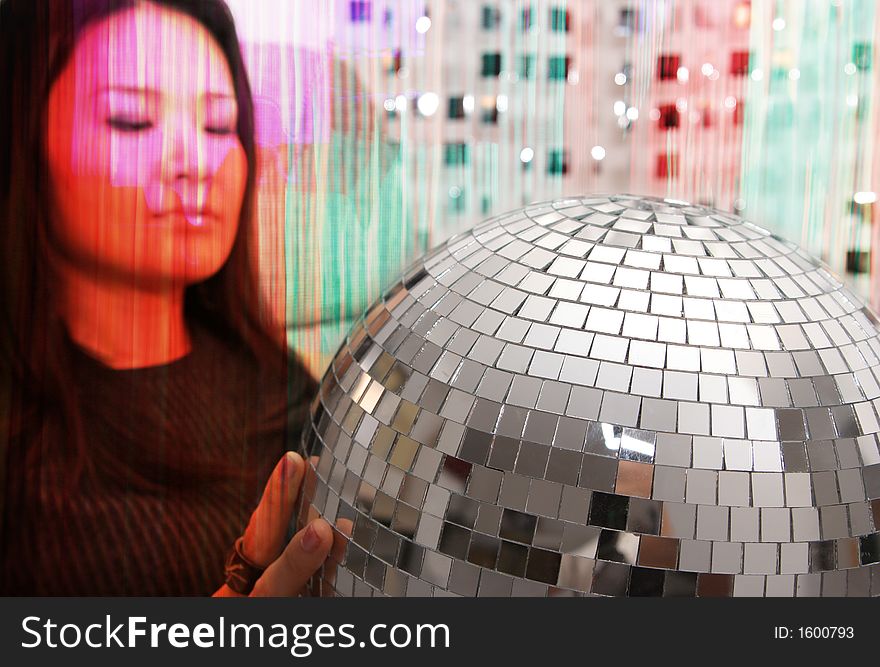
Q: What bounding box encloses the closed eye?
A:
[107,117,153,132]
[205,126,235,136]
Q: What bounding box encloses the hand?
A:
[213,452,339,597]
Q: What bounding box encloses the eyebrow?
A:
[97,85,236,101]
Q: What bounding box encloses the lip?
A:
[157,209,220,228]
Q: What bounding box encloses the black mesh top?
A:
[0,321,317,595]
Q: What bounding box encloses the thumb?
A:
[249,518,334,597]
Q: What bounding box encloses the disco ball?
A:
[299,195,880,597]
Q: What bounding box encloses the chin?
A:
[134,255,224,288]
[180,260,228,285]
[174,242,235,283]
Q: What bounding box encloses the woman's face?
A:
[45,3,247,286]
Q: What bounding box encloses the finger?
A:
[214,453,305,598]
[242,452,305,568]
[294,455,323,533]
[298,454,333,596]
[311,518,353,597]
[331,519,353,563]
[213,583,240,598]
[301,456,322,513]
[250,518,334,597]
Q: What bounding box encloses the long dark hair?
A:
[0,0,294,489]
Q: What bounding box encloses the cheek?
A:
[212,143,248,226]
[46,102,112,234]
[46,100,145,263]
[47,166,144,262]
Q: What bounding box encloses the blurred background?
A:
[224,0,880,375]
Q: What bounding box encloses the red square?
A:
[658,103,679,129]
[655,153,679,179]
[730,50,750,76]
[657,54,681,81]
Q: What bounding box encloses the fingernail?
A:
[301,522,322,553]
[283,452,299,479]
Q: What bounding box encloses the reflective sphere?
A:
[299,195,880,597]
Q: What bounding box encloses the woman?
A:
[0,0,341,595]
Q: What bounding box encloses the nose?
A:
[164,116,203,180]
[157,114,211,210]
